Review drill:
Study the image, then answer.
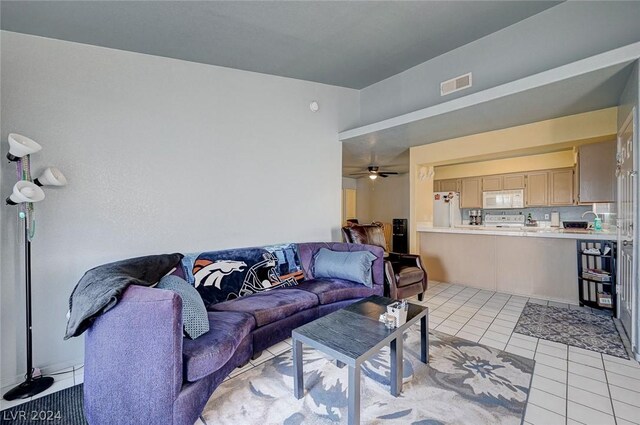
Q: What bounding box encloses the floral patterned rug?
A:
[201,330,534,425]
[514,302,628,359]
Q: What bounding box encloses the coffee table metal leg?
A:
[293,339,304,399]
[348,365,361,425]
[390,336,403,396]
[421,315,429,363]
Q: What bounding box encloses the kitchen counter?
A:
[417,224,616,240]
[417,225,616,304]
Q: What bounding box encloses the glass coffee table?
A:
[292,295,429,425]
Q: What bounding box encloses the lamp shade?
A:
[34,167,67,187]
[6,181,45,205]
[7,134,42,161]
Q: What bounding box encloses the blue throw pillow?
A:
[312,248,377,288]
[156,275,209,339]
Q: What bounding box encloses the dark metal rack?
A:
[577,240,617,315]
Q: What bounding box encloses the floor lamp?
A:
[3,133,67,401]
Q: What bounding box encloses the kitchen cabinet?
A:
[433,180,441,192]
[503,173,526,189]
[526,172,549,206]
[460,178,482,208]
[549,168,575,205]
[439,179,460,192]
[482,176,502,191]
[578,141,616,203]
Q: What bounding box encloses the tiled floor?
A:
[3,282,640,425]
[417,281,640,425]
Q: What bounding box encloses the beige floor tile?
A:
[567,401,616,425]
[567,386,613,415]
[528,387,566,415]
[535,352,568,370]
[567,372,610,397]
[607,371,640,392]
[524,403,566,425]
[612,400,640,424]
[568,351,604,369]
[536,343,568,360]
[504,344,535,359]
[535,364,567,384]
[609,385,640,408]
[531,374,566,398]
[568,362,606,382]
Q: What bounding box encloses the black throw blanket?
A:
[64,253,183,339]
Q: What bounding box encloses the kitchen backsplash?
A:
[461,204,616,226]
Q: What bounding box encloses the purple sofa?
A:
[83,242,384,425]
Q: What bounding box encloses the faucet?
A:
[582,211,598,220]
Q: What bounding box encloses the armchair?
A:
[341,224,427,300]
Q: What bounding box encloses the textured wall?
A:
[0,31,359,385]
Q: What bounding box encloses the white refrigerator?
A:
[433,192,462,228]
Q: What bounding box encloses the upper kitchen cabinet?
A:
[526,171,549,206]
[438,179,460,192]
[502,173,526,190]
[577,141,616,203]
[482,175,502,191]
[549,168,575,205]
[460,177,482,208]
[482,173,526,191]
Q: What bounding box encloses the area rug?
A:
[201,330,535,425]
[0,384,87,425]
[514,302,629,359]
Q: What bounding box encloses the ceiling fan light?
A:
[369,174,378,180]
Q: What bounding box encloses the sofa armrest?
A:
[84,285,183,425]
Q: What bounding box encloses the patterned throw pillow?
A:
[179,244,305,307]
[156,275,209,339]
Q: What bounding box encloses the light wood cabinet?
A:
[549,168,575,205]
[526,172,549,206]
[482,176,502,191]
[578,141,616,203]
[439,179,460,192]
[503,173,526,189]
[460,177,482,208]
[433,180,441,192]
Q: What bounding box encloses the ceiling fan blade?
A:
[379,174,389,178]
[380,171,398,175]
[349,172,370,176]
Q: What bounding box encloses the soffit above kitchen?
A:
[0,1,560,90]
[340,45,639,177]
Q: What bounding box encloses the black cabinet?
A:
[577,240,617,315]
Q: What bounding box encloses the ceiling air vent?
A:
[440,72,472,96]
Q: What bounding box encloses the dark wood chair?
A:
[341,223,428,300]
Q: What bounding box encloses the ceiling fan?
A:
[350,166,399,180]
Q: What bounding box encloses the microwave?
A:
[482,189,524,209]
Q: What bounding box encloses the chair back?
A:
[341,224,388,252]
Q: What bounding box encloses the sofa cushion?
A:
[209,289,318,327]
[182,311,255,382]
[292,278,375,305]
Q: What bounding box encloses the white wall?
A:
[356,174,409,225]
[0,32,359,385]
[360,1,640,125]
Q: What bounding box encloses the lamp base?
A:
[3,376,54,401]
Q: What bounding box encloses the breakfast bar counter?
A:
[417,226,615,304]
